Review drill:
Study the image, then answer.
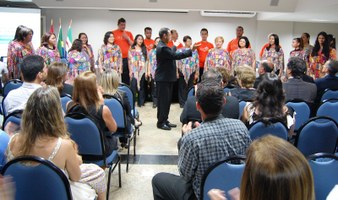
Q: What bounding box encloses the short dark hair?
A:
[287,57,306,78]
[196,80,224,116]
[183,35,192,43]
[21,55,44,82]
[159,28,170,39]
[237,26,244,30]
[238,36,250,48]
[200,28,208,34]
[144,27,152,32]
[117,18,126,25]
[327,60,338,75]
[103,31,113,45]
[260,61,273,73]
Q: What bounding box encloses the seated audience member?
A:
[98,70,142,148]
[230,65,256,101]
[0,60,9,87]
[66,71,118,156]
[216,67,231,89]
[45,62,73,96]
[253,60,274,88]
[4,55,46,115]
[242,73,295,133]
[180,68,239,124]
[6,86,107,200]
[153,79,251,200]
[299,60,315,83]
[283,57,317,103]
[315,60,338,101]
[208,135,314,200]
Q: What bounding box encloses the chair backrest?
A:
[223,87,230,95]
[286,101,311,131]
[249,120,288,140]
[295,116,338,157]
[118,84,135,117]
[238,101,247,119]
[0,130,9,167]
[1,155,72,200]
[187,86,195,97]
[317,100,338,123]
[3,79,23,98]
[321,89,338,102]
[60,94,72,113]
[103,95,127,132]
[308,153,338,200]
[201,155,246,200]
[2,110,22,131]
[65,113,106,162]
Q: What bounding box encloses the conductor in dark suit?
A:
[156,27,196,130]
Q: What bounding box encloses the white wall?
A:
[42,9,338,61]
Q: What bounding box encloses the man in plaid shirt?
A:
[152,70,251,200]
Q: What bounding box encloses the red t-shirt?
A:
[259,43,270,59]
[196,41,214,68]
[167,40,183,49]
[112,29,133,58]
[144,38,155,52]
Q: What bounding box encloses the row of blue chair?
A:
[200,153,338,200]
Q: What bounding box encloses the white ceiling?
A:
[31,0,338,23]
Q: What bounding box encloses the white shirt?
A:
[0,61,8,78]
[4,82,41,115]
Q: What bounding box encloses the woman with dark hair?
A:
[36,32,60,65]
[78,33,95,72]
[261,34,284,76]
[7,25,35,79]
[45,62,73,96]
[310,32,337,79]
[289,37,305,61]
[147,37,160,108]
[128,34,147,106]
[67,39,90,83]
[301,32,314,67]
[231,36,256,71]
[97,31,122,75]
[241,73,294,131]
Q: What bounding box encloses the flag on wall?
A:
[65,19,73,52]
[49,19,54,34]
[57,18,66,59]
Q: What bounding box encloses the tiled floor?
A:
[108,102,183,200]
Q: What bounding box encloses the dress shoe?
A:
[166,121,177,128]
[157,124,171,130]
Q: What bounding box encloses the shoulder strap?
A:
[48,137,62,161]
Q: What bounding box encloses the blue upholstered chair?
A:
[1,155,73,200]
[308,153,338,200]
[286,100,311,132]
[200,155,246,200]
[65,113,121,199]
[248,119,288,141]
[321,89,338,102]
[317,99,338,123]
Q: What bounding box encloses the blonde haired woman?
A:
[204,36,231,72]
[230,65,256,101]
[67,71,118,156]
[6,86,107,200]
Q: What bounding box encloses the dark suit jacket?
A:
[283,78,317,103]
[315,74,338,96]
[155,41,192,82]
[180,95,239,124]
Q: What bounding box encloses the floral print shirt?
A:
[309,48,337,79]
[231,48,256,70]
[98,44,122,73]
[36,46,61,66]
[67,50,90,80]
[7,41,35,79]
[147,49,157,78]
[128,48,146,88]
[176,48,199,83]
[205,48,231,72]
[261,47,284,73]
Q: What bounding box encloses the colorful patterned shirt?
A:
[289,49,306,62]
[205,48,231,72]
[128,49,146,88]
[98,44,122,73]
[36,46,61,66]
[309,48,337,79]
[147,49,157,78]
[261,47,284,72]
[83,44,95,70]
[176,49,199,83]
[67,50,90,80]
[7,41,35,79]
[231,48,256,69]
